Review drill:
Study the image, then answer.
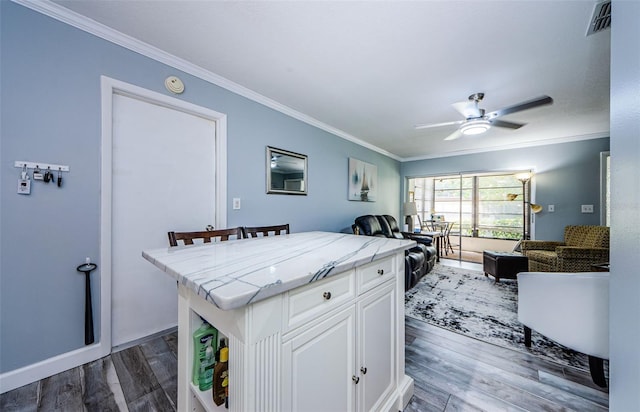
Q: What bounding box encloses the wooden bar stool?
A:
[168,227,243,246]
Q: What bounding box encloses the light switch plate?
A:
[548,204,555,212]
[233,198,241,210]
[581,204,594,213]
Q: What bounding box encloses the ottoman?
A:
[483,250,529,282]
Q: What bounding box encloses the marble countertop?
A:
[142,231,414,310]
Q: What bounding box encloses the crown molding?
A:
[13,0,401,161]
[400,131,610,162]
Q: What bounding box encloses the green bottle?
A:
[192,320,217,387]
[199,340,214,391]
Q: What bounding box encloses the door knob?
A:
[323,291,331,300]
[352,375,360,384]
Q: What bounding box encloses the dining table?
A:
[423,220,456,257]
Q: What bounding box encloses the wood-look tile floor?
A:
[2,319,608,411]
[404,317,608,412]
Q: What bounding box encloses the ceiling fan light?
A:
[460,119,491,135]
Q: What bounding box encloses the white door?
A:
[111,93,217,346]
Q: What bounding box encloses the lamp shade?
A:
[515,172,533,183]
[403,202,418,216]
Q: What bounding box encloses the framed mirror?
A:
[266,146,308,195]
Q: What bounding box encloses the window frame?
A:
[407,171,532,240]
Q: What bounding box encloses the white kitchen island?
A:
[143,231,415,412]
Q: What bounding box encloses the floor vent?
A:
[586,0,611,36]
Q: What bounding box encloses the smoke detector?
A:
[165,76,185,94]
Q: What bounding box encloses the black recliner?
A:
[352,215,437,290]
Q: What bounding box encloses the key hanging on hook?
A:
[44,166,53,183]
[57,168,63,187]
[33,165,44,181]
[17,164,31,195]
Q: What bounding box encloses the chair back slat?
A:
[242,224,290,239]
[168,227,243,247]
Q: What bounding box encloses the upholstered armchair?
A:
[517,271,609,387]
[520,225,609,272]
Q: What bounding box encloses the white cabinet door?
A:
[358,282,396,412]
[283,306,356,412]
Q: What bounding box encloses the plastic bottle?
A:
[192,319,217,387]
[198,340,214,391]
[213,346,229,406]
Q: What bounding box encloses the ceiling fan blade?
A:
[451,101,481,118]
[414,120,462,130]
[444,129,464,141]
[485,95,553,119]
[490,119,525,129]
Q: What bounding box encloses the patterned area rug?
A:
[405,264,595,371]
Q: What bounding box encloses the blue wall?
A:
[0,2,399,373]
[401,138,610,241]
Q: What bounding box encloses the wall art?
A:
[348,158,377,202]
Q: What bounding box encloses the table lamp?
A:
[404,201,418,232]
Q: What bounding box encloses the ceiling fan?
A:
[415,93,553,141]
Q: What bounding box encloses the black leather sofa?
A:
[352,215,437,290]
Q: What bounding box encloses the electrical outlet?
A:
[233,198,241,210]
[581,204,594,213]
[548,204,555,212]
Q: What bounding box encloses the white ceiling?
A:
[50,0,611,160]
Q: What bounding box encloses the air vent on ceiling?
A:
[586,1,611,36]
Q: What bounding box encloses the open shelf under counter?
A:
[190,383,227,412]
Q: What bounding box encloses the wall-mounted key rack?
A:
[15,161,70,192]
[14,161,70,172]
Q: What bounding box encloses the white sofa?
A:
[517,271,609,387]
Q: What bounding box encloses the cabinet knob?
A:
[360,366,367,374]
[377,269,384,275]
[323,291,332,300]
[352,375,360,384]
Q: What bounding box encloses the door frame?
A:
[100,75,227,352]
[0,76,227,393]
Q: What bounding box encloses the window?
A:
[409,172,529,240]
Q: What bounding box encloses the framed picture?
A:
[348,158,377,202]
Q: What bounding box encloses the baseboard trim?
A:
[112,326,178,353]
[397,375,415,410]
[0,341,108,394]
[0,326,178,394]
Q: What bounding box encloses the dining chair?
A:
[168,227,243,246]
[242,224,290,238]
[443,222,457,255]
